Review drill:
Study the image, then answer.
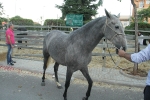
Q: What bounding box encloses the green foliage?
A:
[44,19,65,26]
[130,16,144,23]
[56,0,122,25]
[56,0,99,22]
[83,20,91,25]
[125,22,150,35]
[10,16,34,25]
[126,22,150,29]
[137,6,150,22]
[97,0,103,6]
[0,17,7,24]
[0,2,4,16]
[12,16,22,19]
[0,17,7,29]
[44,19,73,31]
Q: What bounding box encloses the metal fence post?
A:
[102,38,107,71]
[48,25,49,32]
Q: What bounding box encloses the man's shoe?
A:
[11,60,16,63]
[8,63,14,66]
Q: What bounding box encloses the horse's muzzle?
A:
[116,47,126,54]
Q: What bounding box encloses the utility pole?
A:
[40,16,42,30]
[15,0,17,15]
[129,2,132,25]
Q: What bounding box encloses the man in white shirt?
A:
[138,31,143,45]
[138,31,144,51]
[118,44,150,100]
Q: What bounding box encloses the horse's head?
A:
[103,9,127,51]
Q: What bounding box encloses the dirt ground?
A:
[0,41,149,77]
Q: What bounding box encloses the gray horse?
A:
[41,9,127,100]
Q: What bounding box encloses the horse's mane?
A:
[69,16,106,36]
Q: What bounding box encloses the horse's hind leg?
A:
[80,67,93,100]
[41,52,49,86]
[54,62,62,89]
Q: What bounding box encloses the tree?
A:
[12,15,23,19]
[10,16,34,25]
[0,17,7,22]
[56,0,103,22]
[129,15,143,23]
[127,3,150,29]
[131,0,139,75]
[0,2,4,16]
[44,19,65,26]
[137,6,150,22]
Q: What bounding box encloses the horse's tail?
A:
[43,32,55,68]
[46,57,55,68]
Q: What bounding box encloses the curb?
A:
[119,70,146,80]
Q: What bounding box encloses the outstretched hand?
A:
[118,49,126,57]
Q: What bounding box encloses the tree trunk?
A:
[131,0,138,75]
[146,17,148,22]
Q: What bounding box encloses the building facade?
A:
[134,0,150,9]
[133,0,150,23]
[119,16,130,28]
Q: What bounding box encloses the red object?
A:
[6,28,15,44]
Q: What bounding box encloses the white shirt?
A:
[138,35,143,45]
[131,44,150,85]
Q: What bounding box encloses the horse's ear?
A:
[117,13,120,18]
[105,9,112,18]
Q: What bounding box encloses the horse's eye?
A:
[115,25,119,29]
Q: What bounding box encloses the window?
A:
[139,1,144,8]
[146,0,150,4]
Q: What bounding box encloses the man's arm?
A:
[118,44,150,63]
[118,49,132,62]
[122,53,132,61]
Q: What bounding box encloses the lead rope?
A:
[106,41,131,70]
[101,39,117,76]
[106,42,124,70]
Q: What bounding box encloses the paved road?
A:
[0,69,144,100]
[0,58,146,87]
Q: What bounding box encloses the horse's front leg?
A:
[54,62,62,89]
[63,68,73,100]
[80,67,93,100]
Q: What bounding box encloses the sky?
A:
[1,0,132,23]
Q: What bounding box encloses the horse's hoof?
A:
[57,85,63,89]
[64,97,67,100]
[52,74,55,78]
[56,82,62,89]
[82,97,88,100]
[41,82,45,86]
